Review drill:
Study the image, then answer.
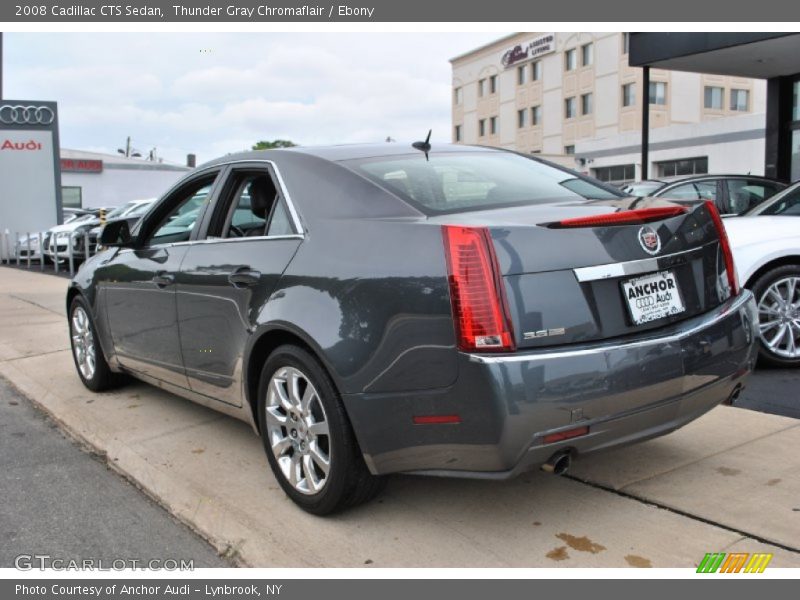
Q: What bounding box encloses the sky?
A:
[4,32,502,165]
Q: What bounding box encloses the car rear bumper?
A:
[343,290,758,477]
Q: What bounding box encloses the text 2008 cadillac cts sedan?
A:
[67,143,758,514]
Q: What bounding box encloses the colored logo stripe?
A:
[696,552,772,573]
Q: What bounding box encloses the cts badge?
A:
[638,225,661,255]
[523,327,566,340]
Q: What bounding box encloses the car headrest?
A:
[249,177,277,219]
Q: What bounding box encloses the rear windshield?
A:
[345,152,622,214]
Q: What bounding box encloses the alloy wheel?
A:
[757,276,800,359]
[71,306,97,380]
[264,366,331,495]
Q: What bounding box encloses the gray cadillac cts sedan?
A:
[68,143,758,514]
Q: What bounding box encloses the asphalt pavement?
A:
[0,376,228,569]
[737,366,800,420]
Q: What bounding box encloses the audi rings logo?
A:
[635,296,656,309]
[0,105,55,126]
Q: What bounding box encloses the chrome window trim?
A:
[469,290,753,364]
[124,158,306,252]
[208,158,305,236]
[572,245,704,283]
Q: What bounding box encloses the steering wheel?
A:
[228,225,245,238]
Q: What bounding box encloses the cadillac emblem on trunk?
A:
[638,225,661,255]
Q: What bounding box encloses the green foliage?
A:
[251,140,297,150]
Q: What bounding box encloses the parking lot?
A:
[1,265,799,568]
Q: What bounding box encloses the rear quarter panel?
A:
[255,217,458,395]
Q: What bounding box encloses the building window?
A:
[454,87,463,105]
[656,157,708,177]
[622,33,630,55]
[730,89,750,111]
[565,49,576,71]
[704,86,724,110]
[581,93,593,115]
[478,119,486,137]
[565,97,576,119]
[564,145,575,155]
[649,81,667,105]
[490,116,498,135]
[593,164,636,184]
[581,43,593,67]
[489,75,498,94]
[478,79,486,97]
[517,109,527,128]
[517,65,526,86]
[531,61,542,81]
[531,105,541,126]
[622,83,636,107]
[62,187,82,209]
[454,124,462,142]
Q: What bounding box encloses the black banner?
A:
[4,0,800,22]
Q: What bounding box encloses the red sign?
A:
[61,158,103,173]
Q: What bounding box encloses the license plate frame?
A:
[621,269,686,325]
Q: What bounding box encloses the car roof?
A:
[197,143,498,169]
[658,174,783,185]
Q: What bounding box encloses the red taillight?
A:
[548,206,687,228]
[412,415,462,425]
[542,426,590,444]
[442,225,515,352]
[704,200,739,297]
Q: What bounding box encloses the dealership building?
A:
[450,32,770,184]
[59,148,191,210]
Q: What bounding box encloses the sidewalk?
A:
[1,266,798,567]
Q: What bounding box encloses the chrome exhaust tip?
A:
[541,451,571,475]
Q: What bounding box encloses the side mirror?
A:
[99,219,134,247]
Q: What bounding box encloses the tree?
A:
[251,140,297,150]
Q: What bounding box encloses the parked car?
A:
[67,144,758,514]
[15,208,90,262]
[724,181,800,367]
[621,175,786,215]
[47,203,152,262]
[43,208,114,263]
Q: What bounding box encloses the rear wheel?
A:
[69,296,121,391]
[257,344,385,514]
[751,265,800,368]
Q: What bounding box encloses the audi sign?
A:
[0,100,63,240]
[0,105,56,126]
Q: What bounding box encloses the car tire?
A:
[749,264,800,368]
[257,344,385,515]
[68,296,122,391]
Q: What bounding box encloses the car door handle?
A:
[152,272,175,287]
[228,267,261,288]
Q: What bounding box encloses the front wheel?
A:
[69,296,122,391]
[751,265,800,368]
[257,344,385,514]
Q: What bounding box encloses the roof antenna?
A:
[412,130,432,161]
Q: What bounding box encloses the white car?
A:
[724,182,800,367]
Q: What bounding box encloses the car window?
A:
[208,170,295,239]
[128,202,153,217]
[146,184,212,246]
[662,181,717,201]
[267,201,293,236]
[220,175,276,238]
[758,186,800,216]
[623,182,664,196]
[347,152,623,214]
[727,179,783,215]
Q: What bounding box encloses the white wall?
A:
[62,167,189,209]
